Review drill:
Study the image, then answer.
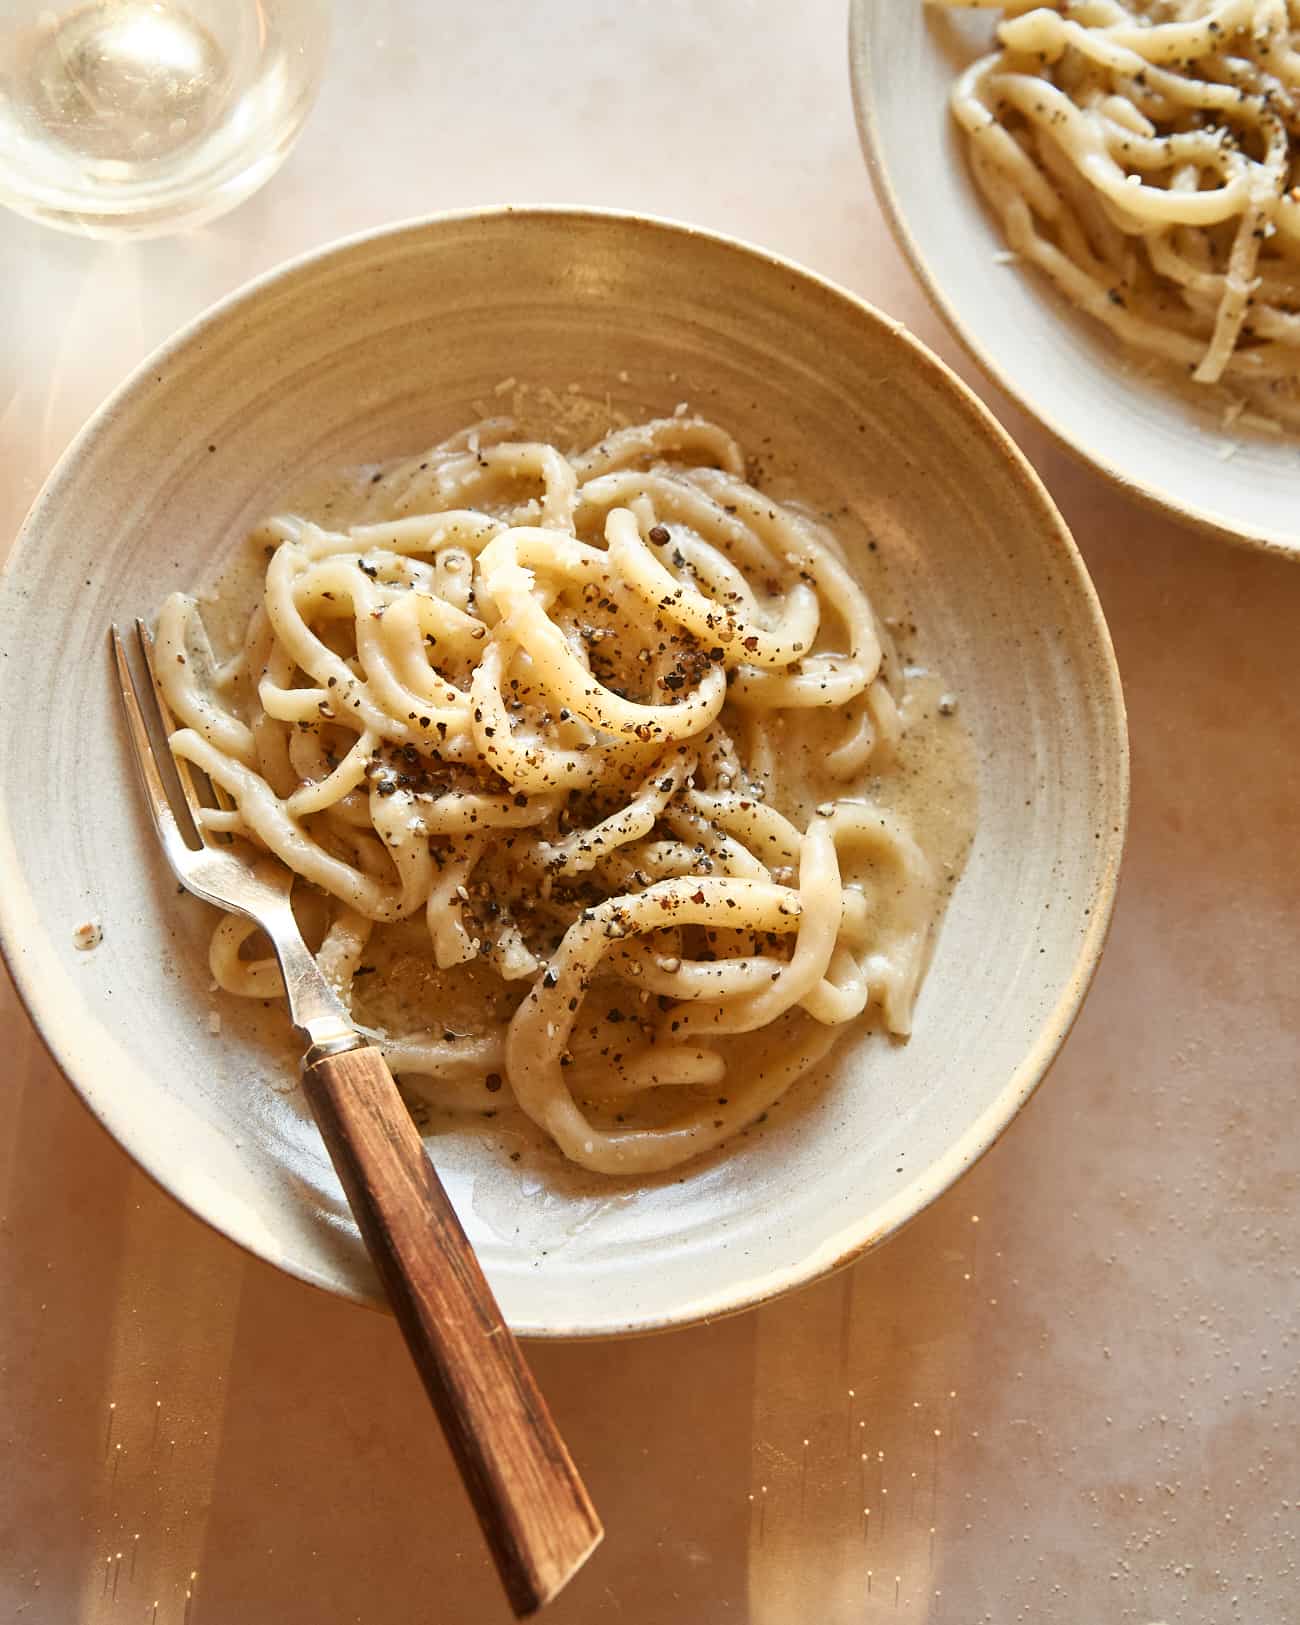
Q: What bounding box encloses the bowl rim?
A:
[0,204,1130,1338]
[847,0,1298,563]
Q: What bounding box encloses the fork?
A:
[112,620,603,1618]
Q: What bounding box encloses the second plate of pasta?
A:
[850,0,1300,554]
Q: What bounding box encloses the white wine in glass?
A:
[0,0,330,237]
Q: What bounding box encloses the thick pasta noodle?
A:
[157,414,943,1175]
[934,0,1300,424]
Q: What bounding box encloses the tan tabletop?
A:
[3,4,1298,1621]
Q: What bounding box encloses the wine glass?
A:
[0,0,330,237]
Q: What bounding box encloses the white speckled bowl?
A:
[0,210,1127,1337]
[850,1,1300,557]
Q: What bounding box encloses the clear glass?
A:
[0,0,330,237]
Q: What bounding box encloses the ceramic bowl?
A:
[849,0,1300,556]
[0,209,1127,1336]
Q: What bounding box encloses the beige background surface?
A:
[2,3,1298,1622]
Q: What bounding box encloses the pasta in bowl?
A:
[156,414,951,1177]
[0,210,1126,1334]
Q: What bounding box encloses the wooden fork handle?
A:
[301,1045,603,1616]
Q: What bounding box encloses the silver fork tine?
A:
[135,617,218,847]
[111,624,197,875]
[113,624,340,1013]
